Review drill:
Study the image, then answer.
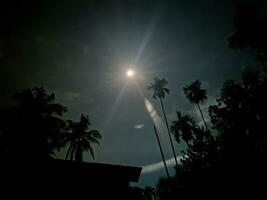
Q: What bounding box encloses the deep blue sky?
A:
[0,0,257,186]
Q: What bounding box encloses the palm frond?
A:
[183,80,207,104]
[163,88,170,94]
[88,130,102,139]
[86,137,101,146]
[47,103,67,116]
[147,77,170,99]
[88,144,95,160]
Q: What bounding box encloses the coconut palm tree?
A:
[171,111,196,147]
[65,114,102,162]
[147,77,179,167]
[153,125,170,179]
[0,87,67,159]
[183,80,208,129]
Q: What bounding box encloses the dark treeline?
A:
[154,1,267,199]
[1,1,267,199]
[0,87,102,162]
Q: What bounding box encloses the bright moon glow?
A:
[126,69,135,77]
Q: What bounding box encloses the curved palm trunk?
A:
[65,142,73,160]
[159,97,179,168]
[70,142,77,161]
[75,143,83,162]
[196,103,208,130]
[153,125,170,179]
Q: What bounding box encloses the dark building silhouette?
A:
[1,159,142,199]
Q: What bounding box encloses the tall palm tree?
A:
[65,114,102,162]
[171,111,196,147]
[153,125,170,179]
[183,80,208,129]
[147,77,179,168]
[0,87,67,159]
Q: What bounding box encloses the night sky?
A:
[0,0,256,186]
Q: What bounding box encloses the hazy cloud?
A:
[142,156,183,174]
[58,92,80,103]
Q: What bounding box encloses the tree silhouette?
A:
[144,186,157,200]
[209,68,267,157]
[183,80,208,129]
[64,114,102,162]
[171,111,196,146]
[156,2,267,198]
[153,125,170,179]
[228,1,267,66]
[0,87,67,159]
[157,67,267,199]
[147,77,179,167]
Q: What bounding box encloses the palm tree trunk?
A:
[65,142,73,160]
[70,142,77,161]
[196,103,208,130]
[75,143,83,162]
[159,97,179,168]
[153,125,170,179]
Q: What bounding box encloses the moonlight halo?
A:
[126,69,135,78]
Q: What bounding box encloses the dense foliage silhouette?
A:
[228,1,267,66]
[0,87,102,161]
[156,2,267,198]
[157,70,267,198]
[0,87,67,159]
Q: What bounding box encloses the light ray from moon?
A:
[132,77,165,134]
[104,83,128,125]
[144,98,165,133]
[134,14,159,65]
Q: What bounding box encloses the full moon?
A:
[126,69,135,78]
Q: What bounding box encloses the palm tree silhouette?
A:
[171,111,196,146]
[183,80,208,129]
[65,114,102,162]
[147,77,179,168]
[153,125,170,179]
[0,87,67,158]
